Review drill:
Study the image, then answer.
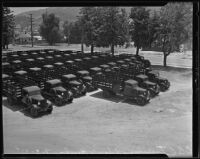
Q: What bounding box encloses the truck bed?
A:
[3,77,36,98]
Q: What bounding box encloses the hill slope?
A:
[14,7,160,31]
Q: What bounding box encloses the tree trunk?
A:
[2,44,5,49]
[163,53,167,67]
[111,44,114,56]
[6,44,8,49]
[81,42,84,53]
[91,44,94,54]
[136,47,139,55]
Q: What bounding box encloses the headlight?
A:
[61,92,64,96]
[38,101,40,105]
[47,100,51,104]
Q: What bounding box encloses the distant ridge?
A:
[14,7,160,31]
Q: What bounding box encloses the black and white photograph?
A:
[2,2,195,157]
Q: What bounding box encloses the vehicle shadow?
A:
[90,90,124,103]
[2,98,51,119]
[121,98,149,107]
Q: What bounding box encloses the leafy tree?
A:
[156,3,193,66]
[63,20,73,45]
[39,13,62,45]
[147,11,160,48]
[129,7,150,55]
[98,7,130,55]
[2,7,15,49]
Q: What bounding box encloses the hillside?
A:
[14,7,160,31]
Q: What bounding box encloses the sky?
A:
[10,7,48,15]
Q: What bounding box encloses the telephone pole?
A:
[30,14,34,47]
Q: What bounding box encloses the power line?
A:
[29,14,34,47]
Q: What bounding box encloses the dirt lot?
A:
[3,65,192,157]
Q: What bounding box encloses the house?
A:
[15,32,37,44]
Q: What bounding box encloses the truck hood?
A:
[144,81,156,86]
[135,86,146,92]
[30,95,45,101]
[156,76,167,81]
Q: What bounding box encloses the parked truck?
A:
[3,76,53,117]
[42,79,73,106]
[93,72,150,106]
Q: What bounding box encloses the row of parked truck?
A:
[2,49,170,117]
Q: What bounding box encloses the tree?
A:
[156,3,193,66]
[63,20,73,45]
[39,13,62,45]
[98,7,130,55]
[2,7,15,49]
[129,7,150,55]
[79,7,103,54]
[147,11,160,48]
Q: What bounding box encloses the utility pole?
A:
[30,14,34,47]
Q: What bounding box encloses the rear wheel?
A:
[46,106,53,114]
[30,107,39,117]
[68,98,73,103]
[137,96,146,106]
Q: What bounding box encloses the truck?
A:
[42,79,73,106]
[61,74,87,98]
[3,75,53,117]
[146,70,170,91]
[93,72,150,106]
[76,70,96,92]
[134,74,160,97]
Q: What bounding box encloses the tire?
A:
[30,107,39,117]
[137,96,146,106]
[55,98,63,106]
[68,98,73,103]
[46,106,53,114]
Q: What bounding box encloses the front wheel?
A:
[137,96,146,106]
[30,107,39,117]
[54,97,63,106]
[46,106,53,114]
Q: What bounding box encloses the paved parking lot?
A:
[3,65,192,157]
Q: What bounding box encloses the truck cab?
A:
[123,80,150,106]
[146,70,170,91]
[21,86,53,117]
[61,74,87,97]
[42,79,73,106]
[76,70,95,92]
[135,74,160,97]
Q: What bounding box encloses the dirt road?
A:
[3,66,192,157]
